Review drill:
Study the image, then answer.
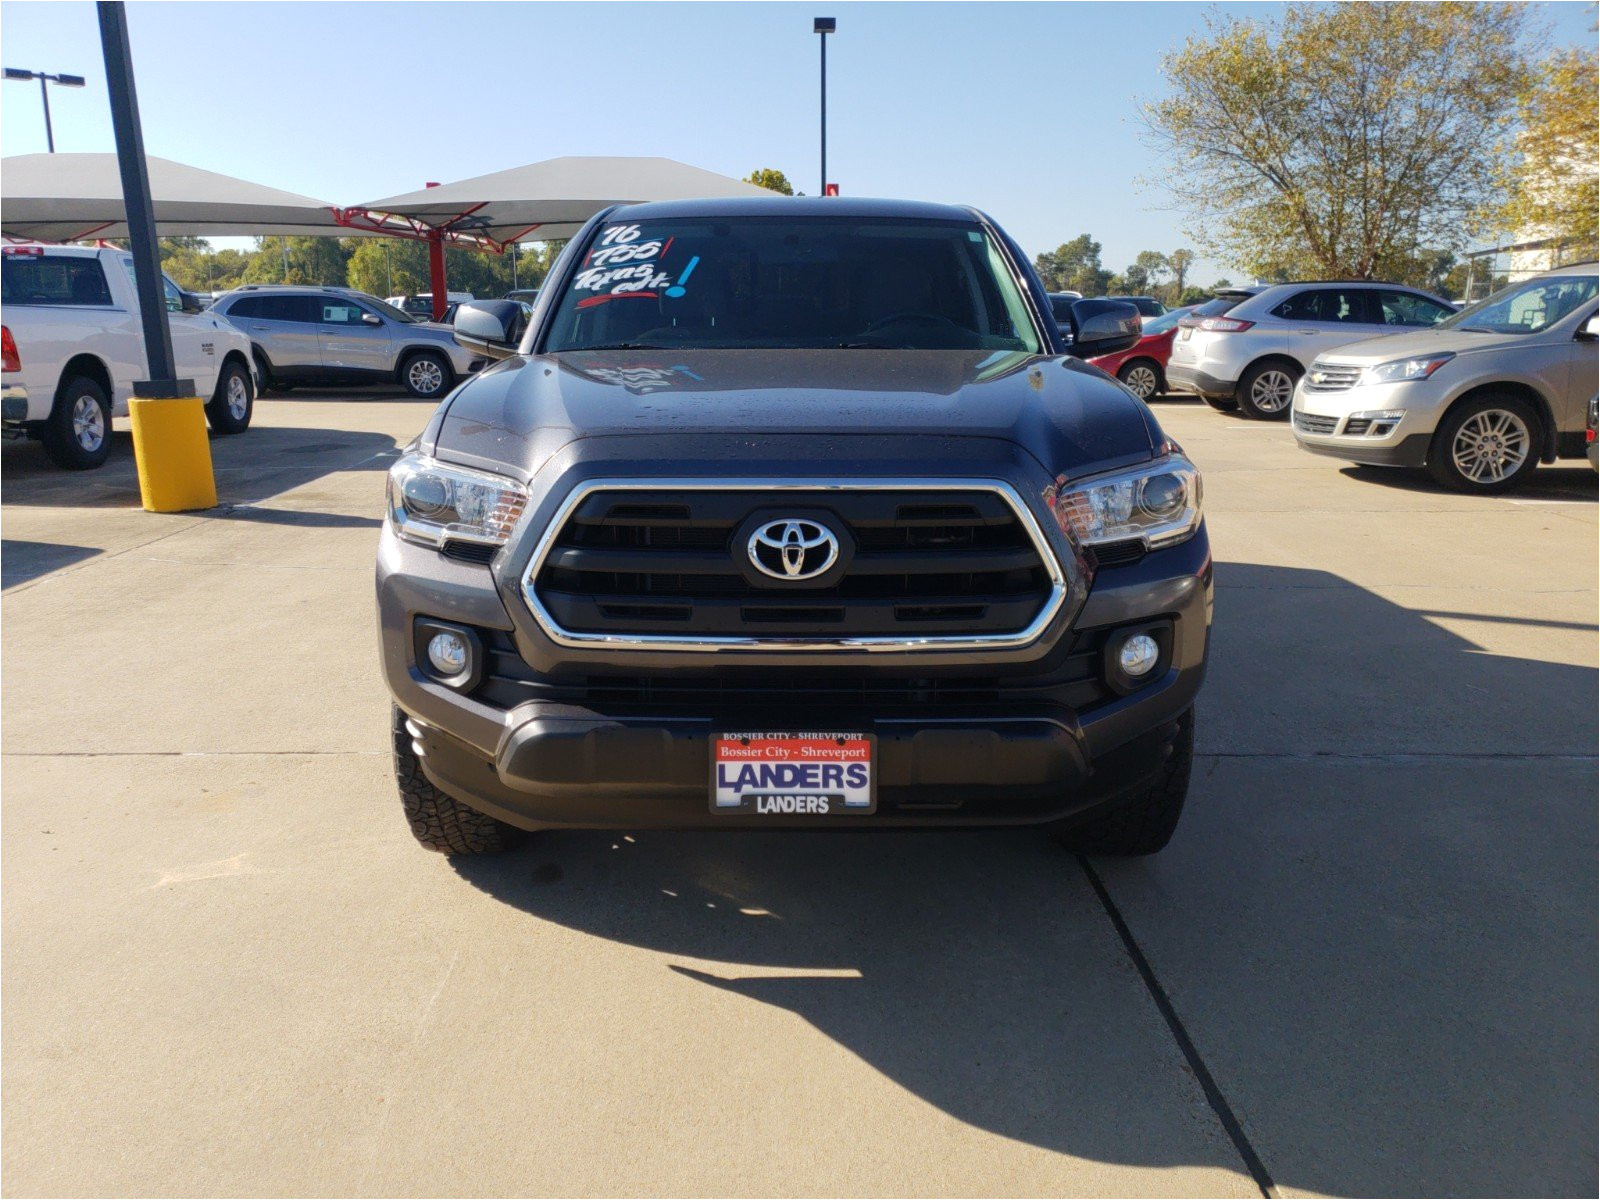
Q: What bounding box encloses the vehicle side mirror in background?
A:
[1577,314,1600,342]
[178,291,203,315]
[1064,299,1141,359]
[362,312,383,327]
[453,299,527,361]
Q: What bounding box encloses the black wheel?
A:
[1426,393,1541,493]
[41,375,112,470]
[205,360,253,434]
[1117,359,1163,400]
[392,707,523,855]
[1056,709,1194,856]
[401,350,453,399]
[1200,395,1238,412]
[1236,360,1300,419]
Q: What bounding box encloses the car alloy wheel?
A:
[225,372,250,421]
[72,394,106,452]
[408,358,445,395]
[1122,364,1159,399]
[1249,368,1295,413]
[1450,408,1530,485]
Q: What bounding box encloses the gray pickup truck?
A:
[376,197,1211,858]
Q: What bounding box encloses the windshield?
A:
[1141,306,1192,335]
[358,293,418,323]
[543,216,1043,353]
[1442,273,1598,335]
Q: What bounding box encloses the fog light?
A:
[1118,633,1160,677]
[426,631,468,676]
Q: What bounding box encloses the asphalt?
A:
[2,388,1595,1198]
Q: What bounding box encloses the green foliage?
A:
[241,236,352,286]
[744,168,795,196]
[1495,47,1599,262]
[1144,2,1532,278]
[1034,235,1113,295]
[1177,287,1211,306]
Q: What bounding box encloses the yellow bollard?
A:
[128,396,217,512]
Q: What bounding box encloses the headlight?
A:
[1359,353,1454,385]
[1052,454,1202,549]
[387,453,528,549]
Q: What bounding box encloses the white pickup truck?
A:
[1,244,255,469]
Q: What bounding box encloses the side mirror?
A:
[178,291,203,314]
[362,312,383,327]
[1577,314,1600,342]
[1063,299,1141,359]
[453,299,526,361]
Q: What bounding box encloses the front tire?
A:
[401,351,452,399]
[1236,360,1300,419]
[1057,709,1194,856]
[393,708,523,855]
[1118,359,1163,400]
[1426,394,1541,493]
[205,360,253,434]
[41,375,112,470]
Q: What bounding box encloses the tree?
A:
[1034,235,1112,296]
[1495,47,1599,263]
[1144,3,1531,279]
[1123,250,1171,296]
[345,238,563,301]
[1168,249,1195,304]
[744,168,795,195]
[241,236,351,286]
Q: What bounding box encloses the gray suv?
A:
[1166,281,1457,418]
[211,286,485,399]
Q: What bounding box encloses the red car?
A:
[1088,305,1194,400]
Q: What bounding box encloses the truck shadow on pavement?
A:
[451,561,1597,1195]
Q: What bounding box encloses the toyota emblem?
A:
[747,519,840,581]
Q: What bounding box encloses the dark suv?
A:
[378,197,1211,857]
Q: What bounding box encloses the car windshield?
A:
[1442,273,1598,335]
[543,216,1044,353]
[359,293,418,323]
[1141,307,1192,335]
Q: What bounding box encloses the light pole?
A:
[813,18,834,195]
[3,67,86,152]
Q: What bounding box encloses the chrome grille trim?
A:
[519,478,1068,653]
[1293,411,1340,435]
[1304,363,1363,393]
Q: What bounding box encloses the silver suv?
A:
[1166,281,1457,419]
[1291,263,1599,492]
[211,285,485,399]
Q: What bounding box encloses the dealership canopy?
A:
[0,153,355,242]
[350,156,776,248]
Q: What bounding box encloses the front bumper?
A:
[379,521,1213,831]
[1291,378,1445,468]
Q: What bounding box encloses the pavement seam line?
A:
[1077,853,1278,1199]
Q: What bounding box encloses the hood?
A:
[1315,327,1533,364]
[429,348,1157,482]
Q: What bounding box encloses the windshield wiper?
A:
[574,342,668,351]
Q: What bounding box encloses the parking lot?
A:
[2,392,1594,1197]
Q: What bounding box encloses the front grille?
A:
[527,485,1058,643]
[477,629,1114,714]
[1293,411,1339,435]
[1343,418,1372,436]
[442,539,498,565]
[1303,363,1362,393]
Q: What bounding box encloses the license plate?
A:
[712,732,875,815]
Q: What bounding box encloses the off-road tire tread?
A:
[392,709,522,855]
[1059,710,1194,856]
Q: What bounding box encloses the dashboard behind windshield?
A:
[542,216,1043,353]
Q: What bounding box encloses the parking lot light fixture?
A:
[3,67,86,153]
[813,18,835,195]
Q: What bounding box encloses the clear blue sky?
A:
[1,1,1592,282]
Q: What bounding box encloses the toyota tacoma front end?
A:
[376,197,1211,856]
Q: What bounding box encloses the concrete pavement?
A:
[2,391,1594,1197]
